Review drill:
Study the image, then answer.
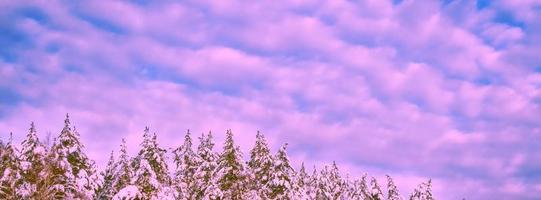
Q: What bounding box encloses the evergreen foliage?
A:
[370,177,385,200]
[172,130,197,199]
[319,162,344,199]
[113,138,132,193]
[95,151,117,199]
[215,130,248,199]
[193,132,220,199]
[35,144,71,199]
[387,175,402,200]
[409,179,434,200]
[50,114,97,198]
[131,127,171,199]
[0,116,435,200]
[293,163,309,198]
[247,131,274,198]
[0,133,22,199]
[19,122,47,198]
[269,143,294,199]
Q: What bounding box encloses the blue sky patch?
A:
[17,6,49,24]
[476,0,491,10]
[0,87,22,106]
[75,13,127,34]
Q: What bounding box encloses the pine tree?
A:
[294,163,309,199]
[113,138,132,193]
[172,130,198,199]
[409,184,422,200]
[150,133,170,185]
[247,131,274,198]
[421,180,433,200]
[0,133,21,199]
[306,166,319,199]
[34,141,74,200]
[194,132,220,199]
[18,122,47,198]
[359,174,371,199]
[131,127,171,199]
[347,178,363,199]
[94,151,117,199]
[386,175,402,200]
[319,162,344,199]
[370,177,384,200]
[269,143,294,199]
[341,174,354,199]
[50,114,97,198]
[409,179,433,200]
[204,174,222,200]
[135,127,170,185]
[132,158,159,199]
[216,129,247,199]
[425,180,434,200]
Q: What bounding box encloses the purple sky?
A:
[1,0,540,199]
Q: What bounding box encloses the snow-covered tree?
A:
[203,175,222,200]
[247,131,274,198]
[132,158,159,199]
[269,143,295,199]
[215,130,247,199]
[305,166,319,199]
[131,127,171,199]
[346,178,363,199]
[94,151,118,199]
[358,174,372,199]
[341,174,354,199]
[193,132,220,199]
[370,177,384,200]
[0,133,21,199]
[172,130,198,199]
[423,180,434,200]
[113,138,132,193]
[387,175,402,200]
[50,114,97,198]
[319,162,344,199]
[409,179,433,200]
[34,138,76,199]
[134,127,170,185]
[112,185,142,200]
[293,163,309,199]
[18,122,48,198]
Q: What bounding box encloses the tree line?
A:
[0,114,435,199]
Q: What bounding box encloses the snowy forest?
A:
[0,115,435,200]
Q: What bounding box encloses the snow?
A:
[153,186,178,200]
[112,185,141,200]
[33,145,45,154]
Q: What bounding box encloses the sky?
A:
[0,0,540,199]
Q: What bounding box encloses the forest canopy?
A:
[0,114,434,200]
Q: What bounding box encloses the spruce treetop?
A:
[136,127,170,185]
[387,175,402,200]
[216,129,247,199]
[21,122,46,157]
[197,131,215,160]
[113,138,132,193]
[370,177,384,200]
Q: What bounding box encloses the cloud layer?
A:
[1,0,540,199]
